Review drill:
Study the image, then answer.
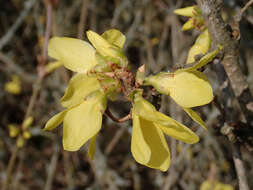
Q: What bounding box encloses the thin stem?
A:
[2,146,19,190]
[0,0,36,50]
[77,0,90,39]
[105,108,131,123]
[241,0,253,17]
[42,1,53,64]
[44,145,59,190]
[105,127,126,155]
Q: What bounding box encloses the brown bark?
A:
[197,0,253,124]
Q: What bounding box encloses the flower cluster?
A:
[174,6,212,64]
[44,27,220,171]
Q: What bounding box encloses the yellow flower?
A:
[144,70,213,130]
[182,18,194,31]
[176,45,223,73]
[5,75,22,95]
[48,29,126,73]
[145,71,213,108]
[131,93,199,171]
[186,29,211,64]
[48,37,97,73]
[8,124,20,138]
[174,6,204,32]
[22,116,34,129]
[44,88,107,152]
[60,74,102,108]
[174,6,201,17]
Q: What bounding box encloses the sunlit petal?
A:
[183,107,207,130]
[186,29,211,64]
[182,18,194,31]
[63,98,102,151]
[145,71,213,108]
[167,71,213,108]
[174,6,200,17]
[102,29,126,49]
[131,114,151,164]
[88,133,98,160]
[155,114,199,144]
[60,74,101,108]
[176,45,223,73]
[131,115,171,171]
[48,37,97,73]
[44,109,68,131]
[87,30,116,58]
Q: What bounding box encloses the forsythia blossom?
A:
[5,75,22,95]
[44,28,219,171]
[131,92,199,171]
[174,6,212,64]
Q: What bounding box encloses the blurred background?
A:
[0,0,253,189]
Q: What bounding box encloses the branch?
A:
[0,52,36,83]
[0,0,36,50]
[232,144,250,190]
[196,0,253,124]
[77,0,90,39]
[44,145,59,190]
[238,0,253,21]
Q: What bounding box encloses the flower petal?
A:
[155,114,199,144]
[63,98,102,151]
[133,95,173,125]
[186,29,211,64]
[165,71,213,108]
[133,95,157,120]
[176,45,222,73]
[131,114,171,171]
[172,71,213,107]
[102,29,126,49]
[45,61,63,73]
[48,37,97,73]
[86,30,116,58]
[60,74,101,108]
[88,134,97,160]
[145,71,213,108]
[131,114,151,164]
[174,6,200,17]
[182,18,194,31]
[132,98,199,143]
[183,108,207,130]
[44,109,68,131]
